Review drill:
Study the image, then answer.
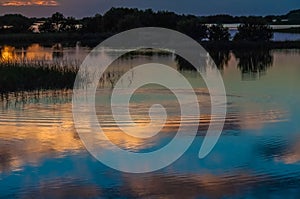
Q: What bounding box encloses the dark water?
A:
[1,45,300,198]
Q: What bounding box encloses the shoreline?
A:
[1,32,300,49]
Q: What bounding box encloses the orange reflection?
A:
[1,46,17,62]
[26,44,53,61]
[22,181,101,198]
[0,85,289,174]
[277,136,300,164]
[0,44,54,62]
[0,102,83,173]
[122,172,261,198]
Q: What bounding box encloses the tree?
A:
[39,20,55,33]
[155,11,180,29]
[102,7,140,32]
[234,23,273,42]
[199,14,236,24]
[139,9,156,27]
[84,14,102,33]
[117,15,142,31]
[208,25,230,41]
[61,17,79,32]
[39,12,66,32]
[0,14,31,33]
[286,9,300,23]
[176,18,208,40]
[51,12,65,32]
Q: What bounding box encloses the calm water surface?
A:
[229,30,300,41]
[0,45,300,198]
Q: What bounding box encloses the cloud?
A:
[1,0,58,6]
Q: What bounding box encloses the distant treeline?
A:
[0,7,285,43]
[1,7,300,34]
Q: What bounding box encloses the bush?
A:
[208,25,230,41]
[234,23,273,42]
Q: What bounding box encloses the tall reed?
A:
[0,60,78,93]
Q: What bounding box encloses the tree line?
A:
[0,7,286,41]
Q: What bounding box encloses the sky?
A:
[0,0,299,18]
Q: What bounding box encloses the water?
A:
[0,45,300,198]
[229,30,300,41]
[0,43,90,63]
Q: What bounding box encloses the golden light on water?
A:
[26,43,52,61]
[1,46,16,62]
[0,102,83,173]
[0,44,54,62]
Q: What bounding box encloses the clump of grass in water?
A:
[0,89,73,110]
[0,60,79,93]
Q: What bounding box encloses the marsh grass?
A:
[0,60,78,93]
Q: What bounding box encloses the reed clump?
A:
[0,60,79,93]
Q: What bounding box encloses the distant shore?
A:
[1,32,300,49]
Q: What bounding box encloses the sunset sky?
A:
[0,0,299,18]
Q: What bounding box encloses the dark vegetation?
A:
[0,62,77,93]
[1,8,299,34]
[234,23,273,42]
[2,7,300,46]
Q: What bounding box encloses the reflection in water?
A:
[258,135,300,164]
[0,91,82,173]
[0,43,89,63]
[0,48,300,198]
[1,44,274,82]
[279,138,300,164]
[234,49,273,80]
[1,44,52,62]
[175,55,196,71]
[0,46,18,62]
[26,44,53,61]
[208,50,231,70]
[52,43,64,59]
[120,172,267,198]
[176,48,273,80]
[23,180,101,199]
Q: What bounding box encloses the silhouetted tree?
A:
[176,18,208,40]
[199,14,237,24]
[208,25,230,41]
[61,17,79,32]
[117,15,142,31]
[155,11,180,29]
[39,12,66,32]
[51,12,64,27]
[102,7,140,32]
[234,23,273,41]
[0,14,31,33]
[139,9,156,27]
[80,15,102,33]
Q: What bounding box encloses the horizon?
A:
[0,0,299,18]
[0,6,300,19]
